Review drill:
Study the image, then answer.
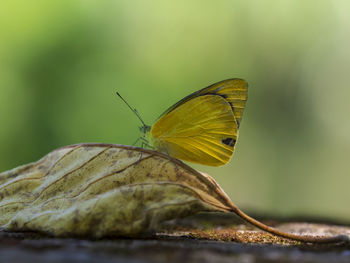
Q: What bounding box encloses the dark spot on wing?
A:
[222,138,236,147]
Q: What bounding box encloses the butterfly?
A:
[118,78,248,166]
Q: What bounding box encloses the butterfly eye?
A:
[222,138,236,147]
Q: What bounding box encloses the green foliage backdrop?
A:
[1,1,349,220]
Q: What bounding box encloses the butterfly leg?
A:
[132,137,141,146]
[140,137,153,149]
[137,137,153,163]
[132,136,153,149]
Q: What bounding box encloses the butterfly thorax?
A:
[139,124,156,149]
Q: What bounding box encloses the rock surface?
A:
[1,214,349,263]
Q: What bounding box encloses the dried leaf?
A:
[0,143,347,244]
[0,143,233,237]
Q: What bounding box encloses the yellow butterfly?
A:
[118,78,248,166]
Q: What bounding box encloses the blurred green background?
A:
[1,1,349,221]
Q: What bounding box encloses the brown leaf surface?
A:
[0,143,234,237]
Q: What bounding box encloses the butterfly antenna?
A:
[116,92,148,128]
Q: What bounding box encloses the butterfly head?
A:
[139,124,151,135]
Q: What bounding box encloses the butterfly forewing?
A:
[150,95,238,166]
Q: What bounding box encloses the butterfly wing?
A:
[149,79,248,166]
[158,78,248,127]
[150,95,238,166]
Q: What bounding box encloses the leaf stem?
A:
[229,203,349,244]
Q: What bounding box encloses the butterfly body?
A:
[144,78,248,166]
